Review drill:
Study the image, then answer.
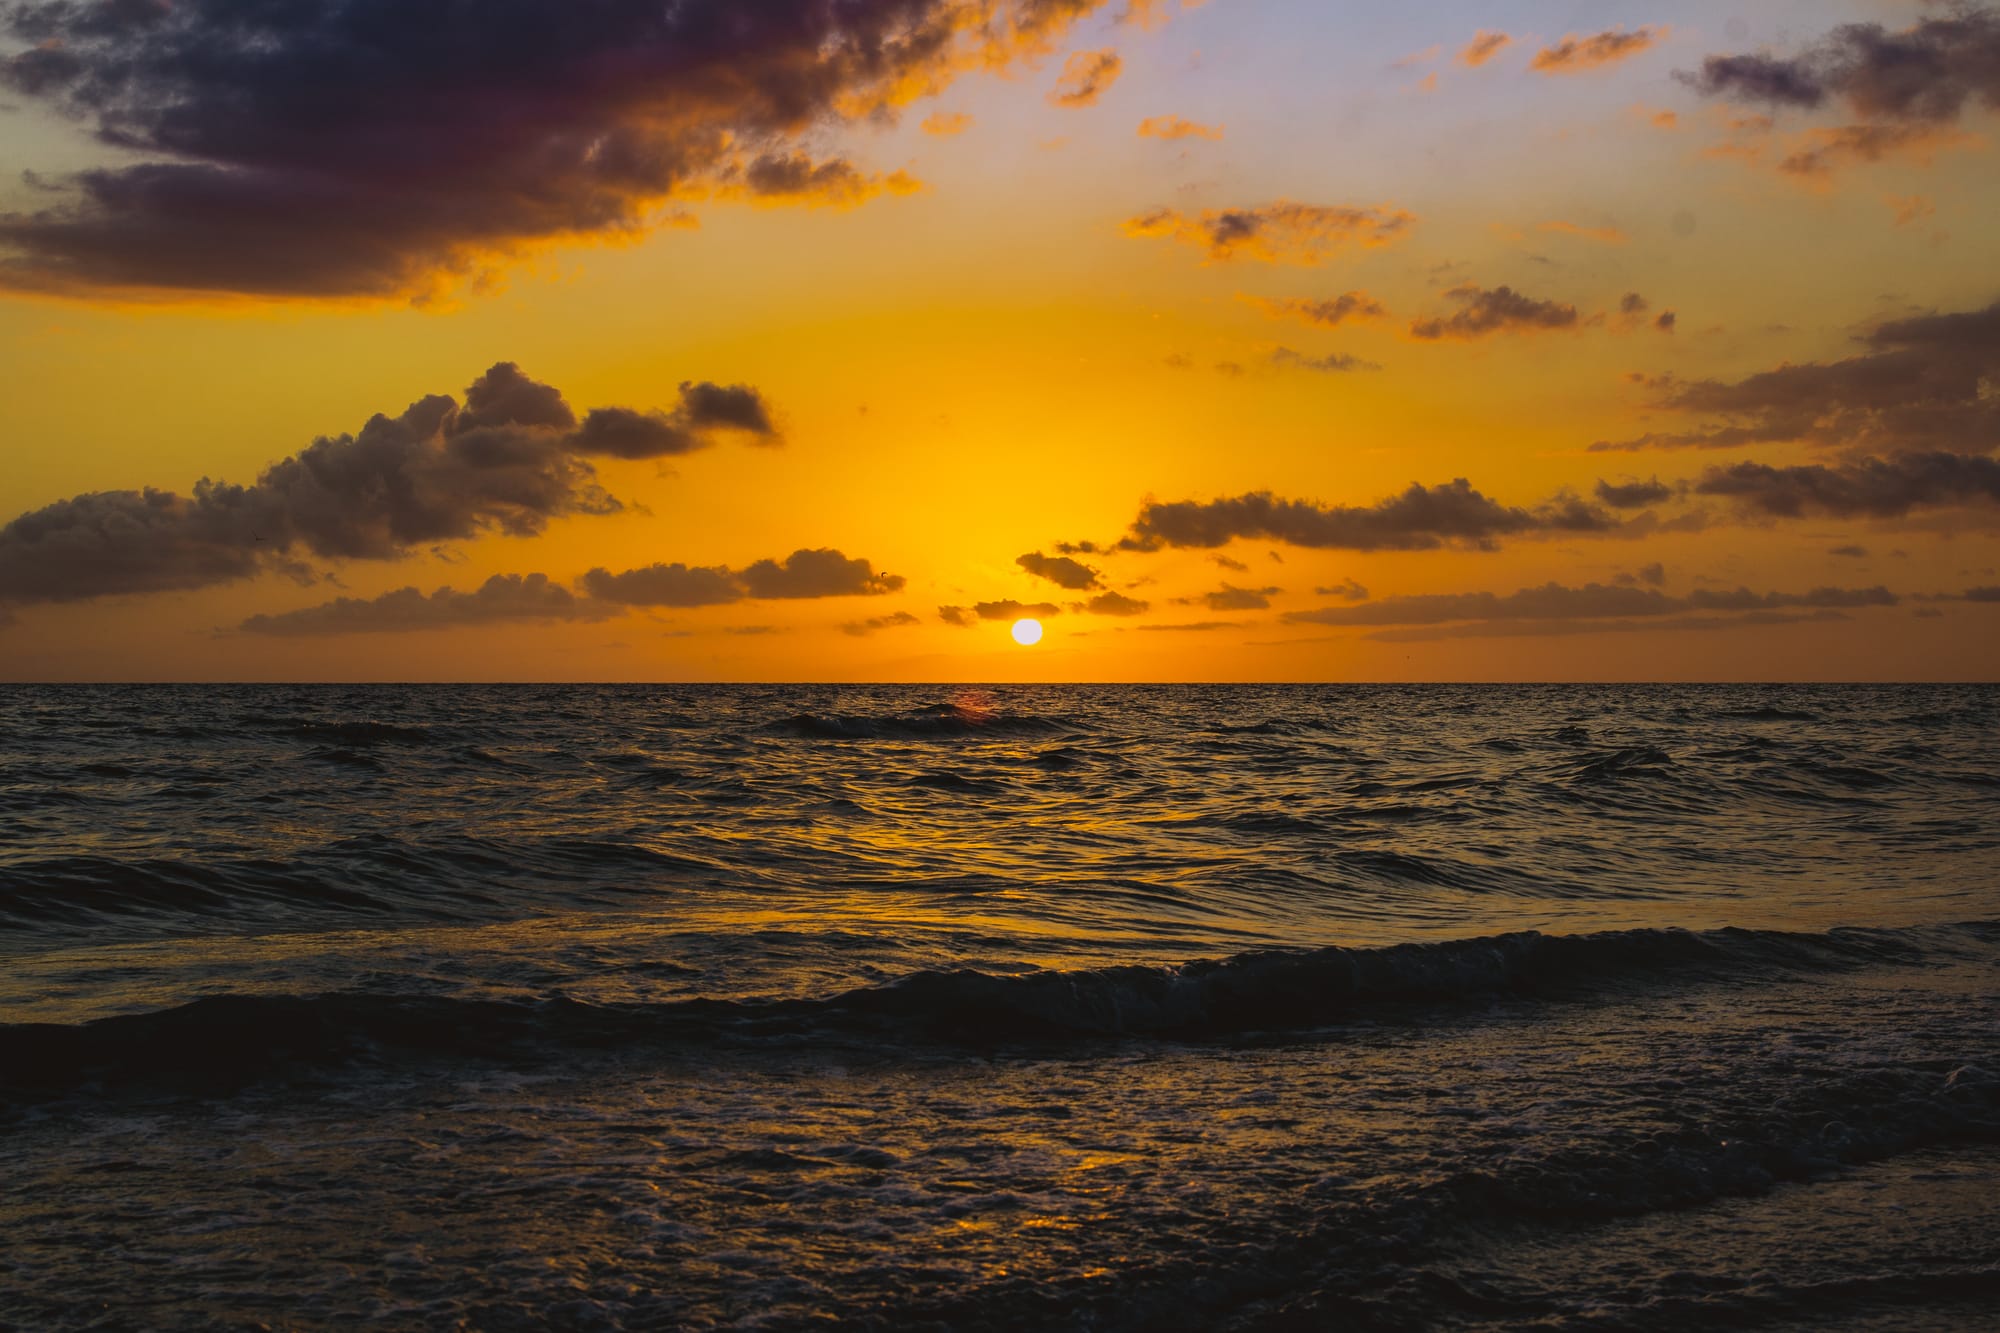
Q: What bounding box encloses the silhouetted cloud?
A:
[1204,584,1281,611]
[1693,453,2000,519]
[938,600,1062,625]
[1124,201,1415,264]
[739,549,905,599]
[1367,610,1850,643]
[843,610,923,636]
[1829,544,1870,558]
[735,153,921,208]
[0,0,1109,299]
[1267,348,1382,374]
[1459,31,1513,68]
[1410,284,1580,340]
[1138,621,1240,632]
[1137,115,1223,140]
[1532,28,1666,75]
[1246,291,1388,328]
[1082,591,1150,616]
[1315,578,1370,601]
[1591,298,2000,454]
[1017,551,1104,590]
[1114,479,1621,554]
[578,548,902,608]
[1965,586,2000,602]
[1283,580,1895,628]
[1596,478,1674,509]
[239,573,605,635]
[1049,49,1123,107]
[0,363,780,605]
[580,563,742,608]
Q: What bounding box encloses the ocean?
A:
[2,683,1996,1329]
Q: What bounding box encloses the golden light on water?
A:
[1011,619,1044,647]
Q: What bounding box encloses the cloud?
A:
[1315,578,1370,601]
[1124,201,1416,265]
[580,563,742,607]
[843,610,923,636]
[921,111,975,137]
[939,600,1062,625]
[738,548,906,599]
[1680,12,1999,178]
[1679,12,2000,123]
[1138,621,1240,632]
[1137,115,1223,140]
[1204,584,1282,611]
[1366,610,1851,643]
[0,0,1109,300]
[1459,31,1514,69]
[1083,591,1150,615]
[579,548,902,608]
[238,573,604,635]
[1595,477,1674,509]
[1693,453,2000,520]
[734,153,922,209]
[1409,284,1580,340]
[1267,347,1383,374]
[1830,545,1870,558]
[0,362,781,605]
[1114,478,1620,554]
[1590,298,2000,455]
[1246,291,1388,328]
[1049,48,1123,107]
[1532,28,1667,75]
[1017,550,1104,590]
[1282,580,1895,628]
[1965,586,2000,602]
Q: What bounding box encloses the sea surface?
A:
[1,683,1996,1329]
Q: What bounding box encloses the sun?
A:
[1011,618,1044,646]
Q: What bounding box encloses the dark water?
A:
[2,684,1996,1329]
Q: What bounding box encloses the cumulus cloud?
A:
[734,153,922,209]
[1017,550,1104,590]
[1315,578,1370,602]
[1246,291,1388,328]
[1590,298,2000,455]
[939,600,1062,625]
[582,548,904,606]
[843,610,923,636]
[1596,477,1675,509]
[1459,31,1513,68]
[1113,478,1622,554]
[1532,28,1667,75]
[1203,584,1281,611]
[1283,580,1895,628]
[1082,591,1150,616]
[0,0,1110,300]
[1137,115,1223,140]
[1693,453,2000,519]
[1680,11,1999,178]
[238,573,605,635]
[0,363,788,608]
[1410,284,1580,340]
[1050,48,1123,107]
[1124,201,1416,265]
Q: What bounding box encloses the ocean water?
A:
[1,683,1996,1329]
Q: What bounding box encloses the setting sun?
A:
[1011,619,1044,647]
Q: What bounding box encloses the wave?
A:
[770,702,1070,740]
[6,922,1990,1098]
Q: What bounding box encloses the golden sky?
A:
[1,0,1996,680]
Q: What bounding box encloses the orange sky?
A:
[1,0,1996,680]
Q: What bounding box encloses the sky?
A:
[0,0,1996,681]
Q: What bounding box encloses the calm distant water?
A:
[2,684,1997,1329]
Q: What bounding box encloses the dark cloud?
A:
[1017,550,1104,590]
[1829,544,1870,558]
[1204,584,1281,611]
[1315,578,1370,602]
[569,381,778,459]
[1367,610,1850,643]
[1049,48,1122,107]
[1082,590,1150,616]
[1595,477,1674,509]
[1212,554,1250,572]
[1409,284,1580,340]
[842,610,922,637]
[1531,28,1666,74]
[736,153,919,208]
[1247,291,1388,328]
[1965,586,2000,602]
[1591,298,2000,455]
[1268,347,1382,374]
[577,547,899,608]
[1283,580,1895,629]
[937,600,1061,626]
[0,0,1107,299]
[1115,479,1622,554]
[1124,201,1416,265]
[1694,453,2000,519]
[1656,310,1678,333]
[1138,621,1241,632]
[238,573,603,635]
[0,363,717,604]
[1679,12,2000,123]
